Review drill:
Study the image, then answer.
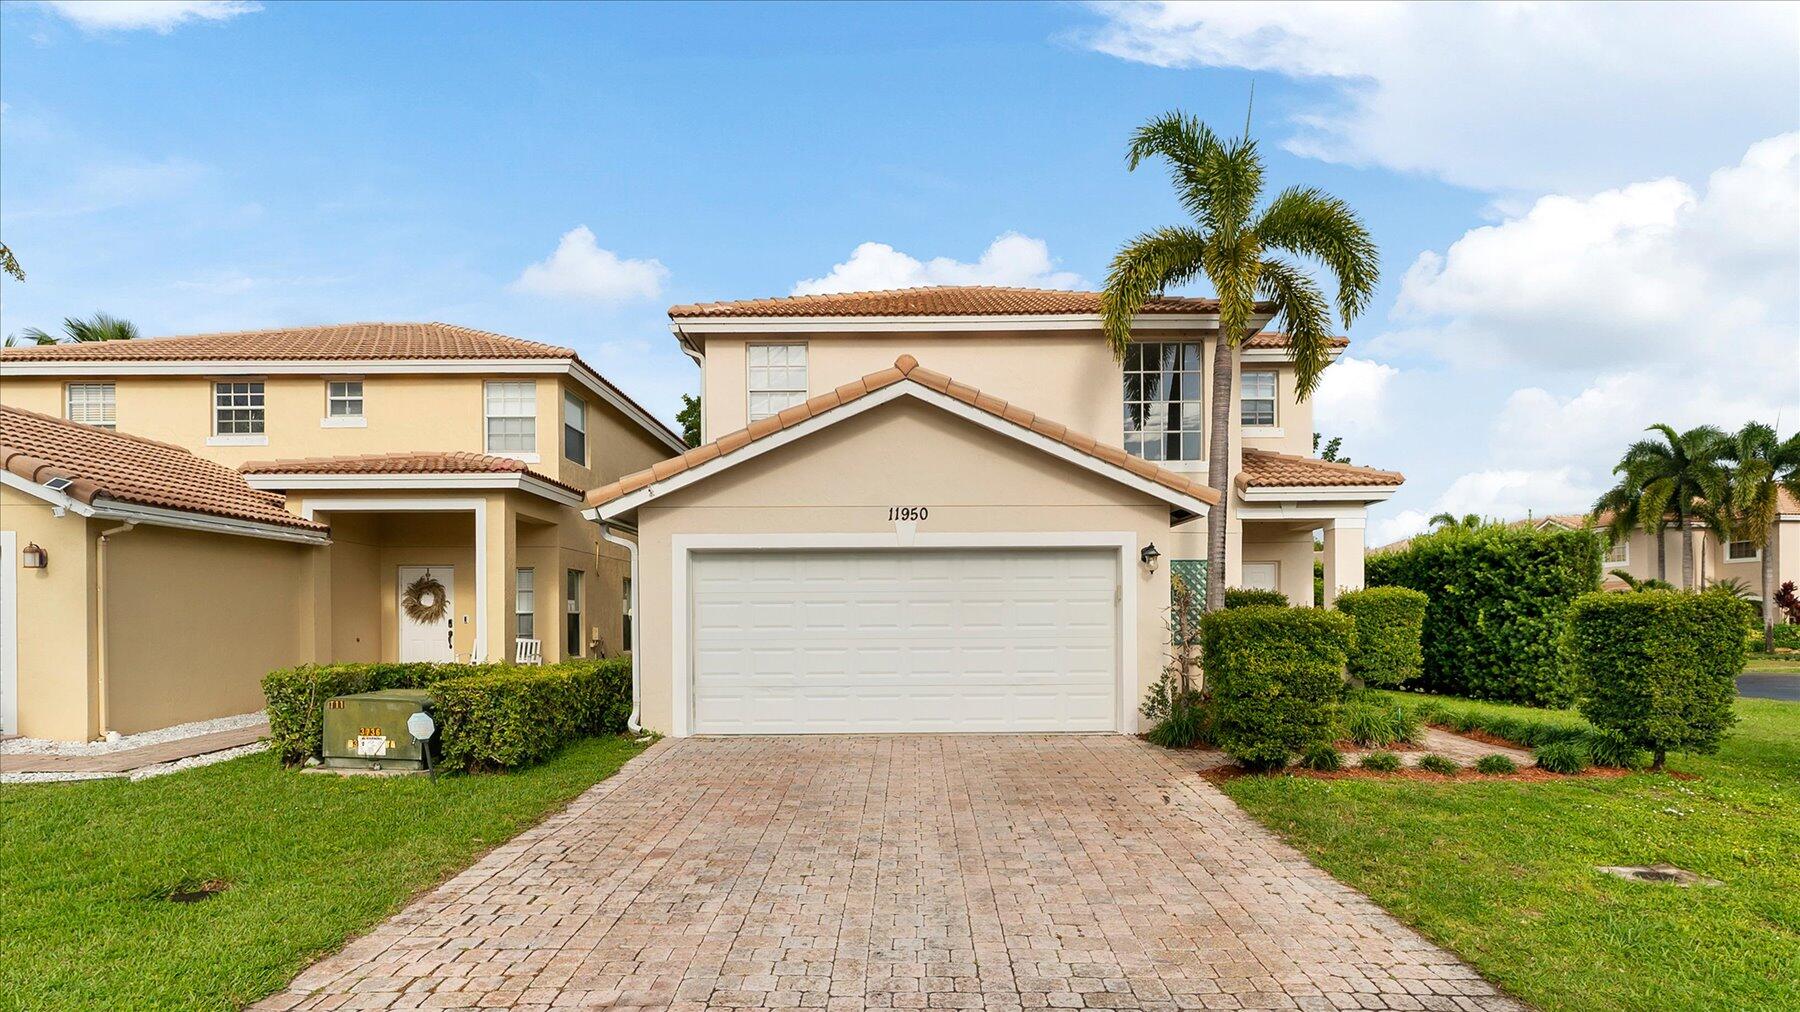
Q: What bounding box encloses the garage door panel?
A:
[690,548,1118,734]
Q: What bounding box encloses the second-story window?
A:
[1241,370,1278,428]
[485,380,536,455]
[214,381,265,435]
[327,380,364,419]
[1123,341,1203,462]
[66,383,116,429]
[747,343,806,421]
[563,391,587,464]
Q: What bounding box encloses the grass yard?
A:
[0,735,646,1012]
[1744,653,1800,673]
[1219,692,1800,1012]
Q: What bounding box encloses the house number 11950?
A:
[887,506,929,522]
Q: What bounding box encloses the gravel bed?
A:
[0,710,266,757]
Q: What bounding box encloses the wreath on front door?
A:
[402,573,448,625]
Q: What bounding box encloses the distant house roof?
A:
[0,405,326,537]
[1236,449,1404,490]
[1243,331,1350,350]
[241,451,583,499]
[668,285,1238,319]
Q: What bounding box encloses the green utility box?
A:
[321,688,437,771]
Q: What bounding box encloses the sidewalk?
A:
[0,720,270,776]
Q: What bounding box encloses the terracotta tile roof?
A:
[586,355,1222,511]
[241,451,583,496]
[1242,331,1350,350]
[0,406,325,533]
[669,285,1237,319]
[0,322,573,362]
[1236,449,1404,489]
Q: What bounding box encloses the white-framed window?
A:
[485,380,536,454]
[1604,539,1629,565]
[747,344,807,421]
[66,383,116,429]
[515,568,536,640]
[1241,370,1278,428]
[213,381,265,435]
[1241,562,1280,592]
[326,380,364,419]
[1726,538,1760,562]
[1123,341,1203,462]
[563,391,587,464]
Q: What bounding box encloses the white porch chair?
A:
[514,638,543,665]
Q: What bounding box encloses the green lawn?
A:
[1744,653,1800,673]
[0,735,646,1012]
[1219,693,1800,1012]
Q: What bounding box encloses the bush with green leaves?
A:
[1359,750,1401,772]
[1417,753,1459,775]
[1204,606,1354,770]
[1533,739,1588,774]
[1333,586,1428,687]
[1583,728,1649,771]
[1564,590,1745,770]
[1298,744,1343,771]
[1473,753,1518,775]
[1223,588,1289,609]
[1367,522,1602,705]
[263,657,632,771]
[1341,702,1421,747]
[1769,623,1800,651]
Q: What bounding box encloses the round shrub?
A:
[1564,590,1746,769]
[1224,588,1290,609]
[1205,606,1355,770]
[1533,739,1589,774]
[1334,586,1428,687]
[1474,753,1518,775]
[1299,744,1344,771]
[1417,753,1460,775]
[1359,750,1402,772]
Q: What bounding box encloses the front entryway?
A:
[689,547,1117,733]
[396,565,454,662]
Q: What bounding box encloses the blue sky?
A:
[4,1,1797,543]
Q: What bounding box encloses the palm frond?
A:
[1194,134,1263,238]
[1125,112,1220,230]
[1253,185,1380,325]
[1254,259,1333,397]
[1099,226,1209,360]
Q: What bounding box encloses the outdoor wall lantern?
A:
[1139,542,1161,572]
[21,542,48,569]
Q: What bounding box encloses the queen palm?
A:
[5,312,139,347]
[1712,422,1800,650]
[1592,478,1649,577]
[1616,423,1727,591]
[1101,110,1378,612]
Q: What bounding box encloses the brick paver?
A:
[254,735,1525,1011]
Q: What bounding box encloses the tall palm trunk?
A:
[1678,510,1695,590]
[1764,530,1778,651]
[1655,522,1668,583]
[1204,336,1233,612]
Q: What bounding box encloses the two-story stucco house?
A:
[1530,500,1800,594]
[581,286,1403,737]
[0,323,684,740]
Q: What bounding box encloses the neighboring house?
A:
[0,323,684,740]
[1530,500,1800,596]
[583,286,1403,736]
[1,406,329,740]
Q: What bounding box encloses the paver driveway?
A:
[256,736,1524,1012]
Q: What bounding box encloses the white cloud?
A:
[509,227,668,304]
[793,233,1085,295]
[42,1,260,33]
[1313,356,1397,436]
[1081,2,1799,192]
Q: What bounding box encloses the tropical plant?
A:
[1711,422,1800,650]
[0,241,21,282]
[5,312,140,347]
[1776,581,1800,624]
[1473,753,1518,775]
[1417,753,1459,775]
[1313,432,1350,463]
[1614,423,1727,590]
[1592,477,1650,580]
[1428,512,1486,531]
[676,394,702,447]
[1358,750,1401,772]
[1101,109,1379,611]
[1610,570,1676,592]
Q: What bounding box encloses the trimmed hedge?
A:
[1203,606,1354,769]
[263,657,632,771]
[1224,588,1290,609]
[1367,523,1602,706]
[1564,590,1744,769]
[1334,586,1427,687]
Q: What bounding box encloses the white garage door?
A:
[690,548,1117,734]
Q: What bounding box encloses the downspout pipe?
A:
[597,520,642,733]
[94,521,138,740]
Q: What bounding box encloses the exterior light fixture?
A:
[21,543,47,569]
[1139,542,1161,571]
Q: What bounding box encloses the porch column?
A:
[481,494,514,663]
[1321,517,1365,607]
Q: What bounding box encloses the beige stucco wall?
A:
[2,486,97,740]
[1242,521,1318,606]
[629,396,1187,736]
[1604,520,1799,594]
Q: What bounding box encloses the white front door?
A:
[397,566,455,662]
[689,548,1118,734]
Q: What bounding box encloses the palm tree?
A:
[4,312,139,347]
[0,241,21,282]
[1428,512,1485,531]
[1592,479,1647,576]
[1616,424,1727,591]
[1101,110,1379,612]
[1713,422,1800,650]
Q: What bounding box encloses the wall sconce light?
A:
[1139,542,1161,572]
[21,543,48,569]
